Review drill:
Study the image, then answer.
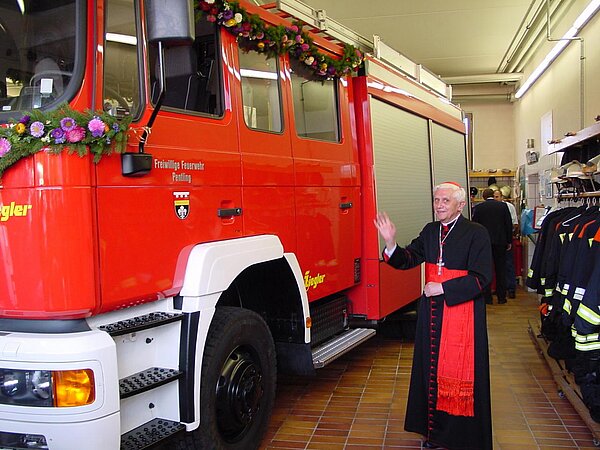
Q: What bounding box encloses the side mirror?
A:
[145,0,194,45]
[125,0,195,175]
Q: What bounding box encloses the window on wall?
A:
[239,50,282,133]
[149,17,223,116]
[290,62,339,142]
[465,112,474,169]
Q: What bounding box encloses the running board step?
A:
[312,328,376,368]
[121,418,185,450]
[120,367,183,399]
[99,312,183,336]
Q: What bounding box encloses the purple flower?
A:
[88,117,106,138]
[50,128,66,144]
[66,126,86,143]
[0,137,11,156]
[19,115,30,124]
[222,10,233,20]
[60,117,77,131]
[30,121,45,138]
[112,123,120,133]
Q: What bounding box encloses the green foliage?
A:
[0,104,131,178]
[195,0,364,79]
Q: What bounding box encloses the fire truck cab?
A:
[0,0,468,449]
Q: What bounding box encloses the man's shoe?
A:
[498,298,507,304]
[508,290,516,299]
[423,441,440,449]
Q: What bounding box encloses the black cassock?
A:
[386,215,493,450]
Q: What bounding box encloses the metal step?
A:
[121,418,185,450]
[312,328,376,368]
[120,367,183,399]
[99,312,183,336]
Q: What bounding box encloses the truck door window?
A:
[0,0,77,114]
[103,0,141,119]
[290,64,340,142]
[148,18,223,117]
[239,51,282,133]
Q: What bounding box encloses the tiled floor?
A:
[259,288,600,449]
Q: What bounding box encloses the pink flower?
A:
[66,125,86,143]
[0,137,11,156]
[88,117,106,138]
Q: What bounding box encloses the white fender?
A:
[180,235,284,297]
[177,235,310,432]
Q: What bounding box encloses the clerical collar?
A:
[441,215,460,227]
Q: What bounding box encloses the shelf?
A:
[556,191,600,199]
[548,121,600,154]
[528,319,600,445]
[470,171,515,178]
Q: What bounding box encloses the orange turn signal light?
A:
[53,369,95,407]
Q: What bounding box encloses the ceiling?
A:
[269,0,578,99]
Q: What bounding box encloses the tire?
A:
[173,307,277,450]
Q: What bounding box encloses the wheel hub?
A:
[216,346,264,441]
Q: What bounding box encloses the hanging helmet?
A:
[500,185,511,198]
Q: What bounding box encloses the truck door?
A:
[286,61,361,300]
[95,9,242,312]
[234,48,296,252]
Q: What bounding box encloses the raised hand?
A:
[374,212,397,251]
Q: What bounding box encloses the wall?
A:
[514,1,600,168]
[465,102,515,170]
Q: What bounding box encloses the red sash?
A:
[425,263,475,417]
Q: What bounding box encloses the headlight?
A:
[0,369,95,407]
[0,371,25,397]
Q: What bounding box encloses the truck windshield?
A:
[0,0,78,114]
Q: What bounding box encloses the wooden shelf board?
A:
[470,172,515,178]
[528,319,600,443]
[548,121,600,154]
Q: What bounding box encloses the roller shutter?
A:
[370,98,433,249]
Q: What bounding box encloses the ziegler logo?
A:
[304,271,326,290]
[1,202,32,222]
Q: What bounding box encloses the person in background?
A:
[374,182,493,450]
[472,188,513,304]
[469,186,478,210]
[494,189,519,298]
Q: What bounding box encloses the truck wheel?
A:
[175,307,276,450]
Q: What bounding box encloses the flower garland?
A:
[0,2,362,179]
[195,0,364,79]
[0,104,131,179]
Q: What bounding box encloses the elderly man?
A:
[374,182,493,450]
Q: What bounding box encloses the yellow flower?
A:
[224,18,237,27]
[257,42,265,50]
[15,123,26,134]
[320,63,327,70]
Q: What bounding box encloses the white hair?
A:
[434,182,466,203]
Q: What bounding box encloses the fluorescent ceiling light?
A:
[240,68,278,80]
[515,0,600,99]
[106,33,137,46]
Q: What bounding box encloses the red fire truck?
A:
[0,0,469,448]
